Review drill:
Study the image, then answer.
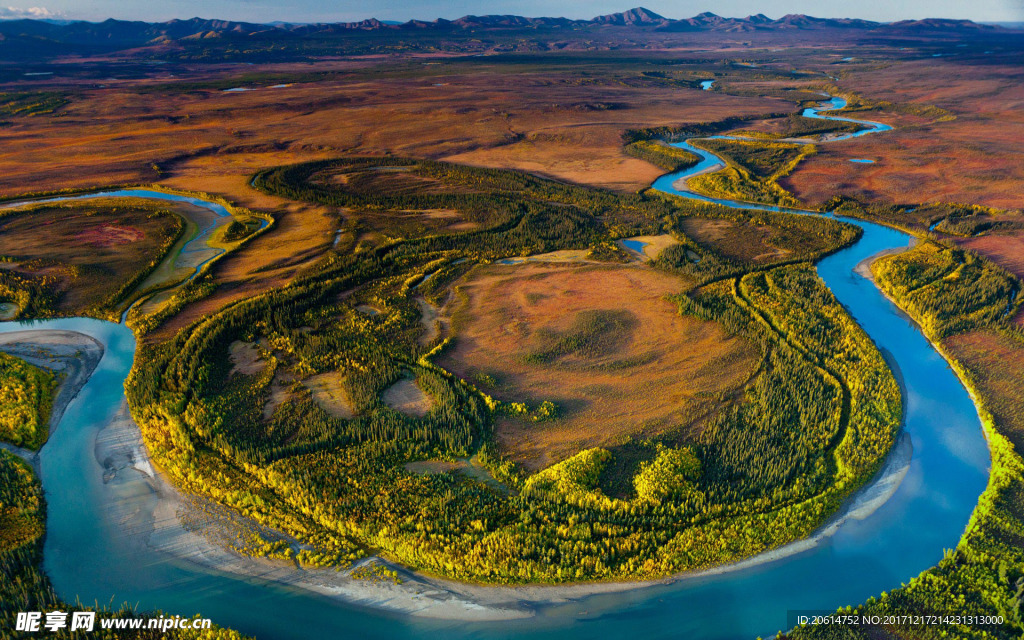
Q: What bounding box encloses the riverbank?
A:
[0,330,103,472]
[79,348,917,622]
[14,178,931,625]
[5,88,995,639]
[91,395,537,620]
[853,240,918,283]
[6,224,985,636]
[670,157,724,192]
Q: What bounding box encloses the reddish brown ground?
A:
[946,329,1024,451]
[0,41,1018,334]
[150,153,338,339]
[0,200,181,311]
[0,61,787,335]
[784,58,1024,209]
[678,218,792,264]
[959,233,1024,279]
[437,262,758,470]
[77,224,144,246]
[950,217,1024,327]
[0,66,781,197]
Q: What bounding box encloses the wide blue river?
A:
[0,97,990,639]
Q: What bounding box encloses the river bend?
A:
[0,97,990,640]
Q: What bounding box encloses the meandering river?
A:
[0,189,261,320]
[0,97,990,639]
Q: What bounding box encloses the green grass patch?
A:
[0,91,69,117]
[687,138,814,207]
[523,309,637,365]
[873,241,1019,338]
[727,114,864,140]
[0,353,56,450]
[624,140,700,172]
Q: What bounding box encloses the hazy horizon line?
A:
[2,8,1017,26]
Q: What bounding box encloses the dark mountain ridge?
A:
[0,8,1007,63]
[0,7,1000,47]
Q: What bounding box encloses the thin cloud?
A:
[0,6,60,19]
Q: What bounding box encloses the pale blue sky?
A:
[5,0,1023,24]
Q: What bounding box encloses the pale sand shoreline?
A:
[670,160,724,193]
[121,407,915,621]
[853,238,918,284]
[15,325,916,622]
[0,329,103,472]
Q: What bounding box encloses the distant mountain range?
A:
[0,7,998,47]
